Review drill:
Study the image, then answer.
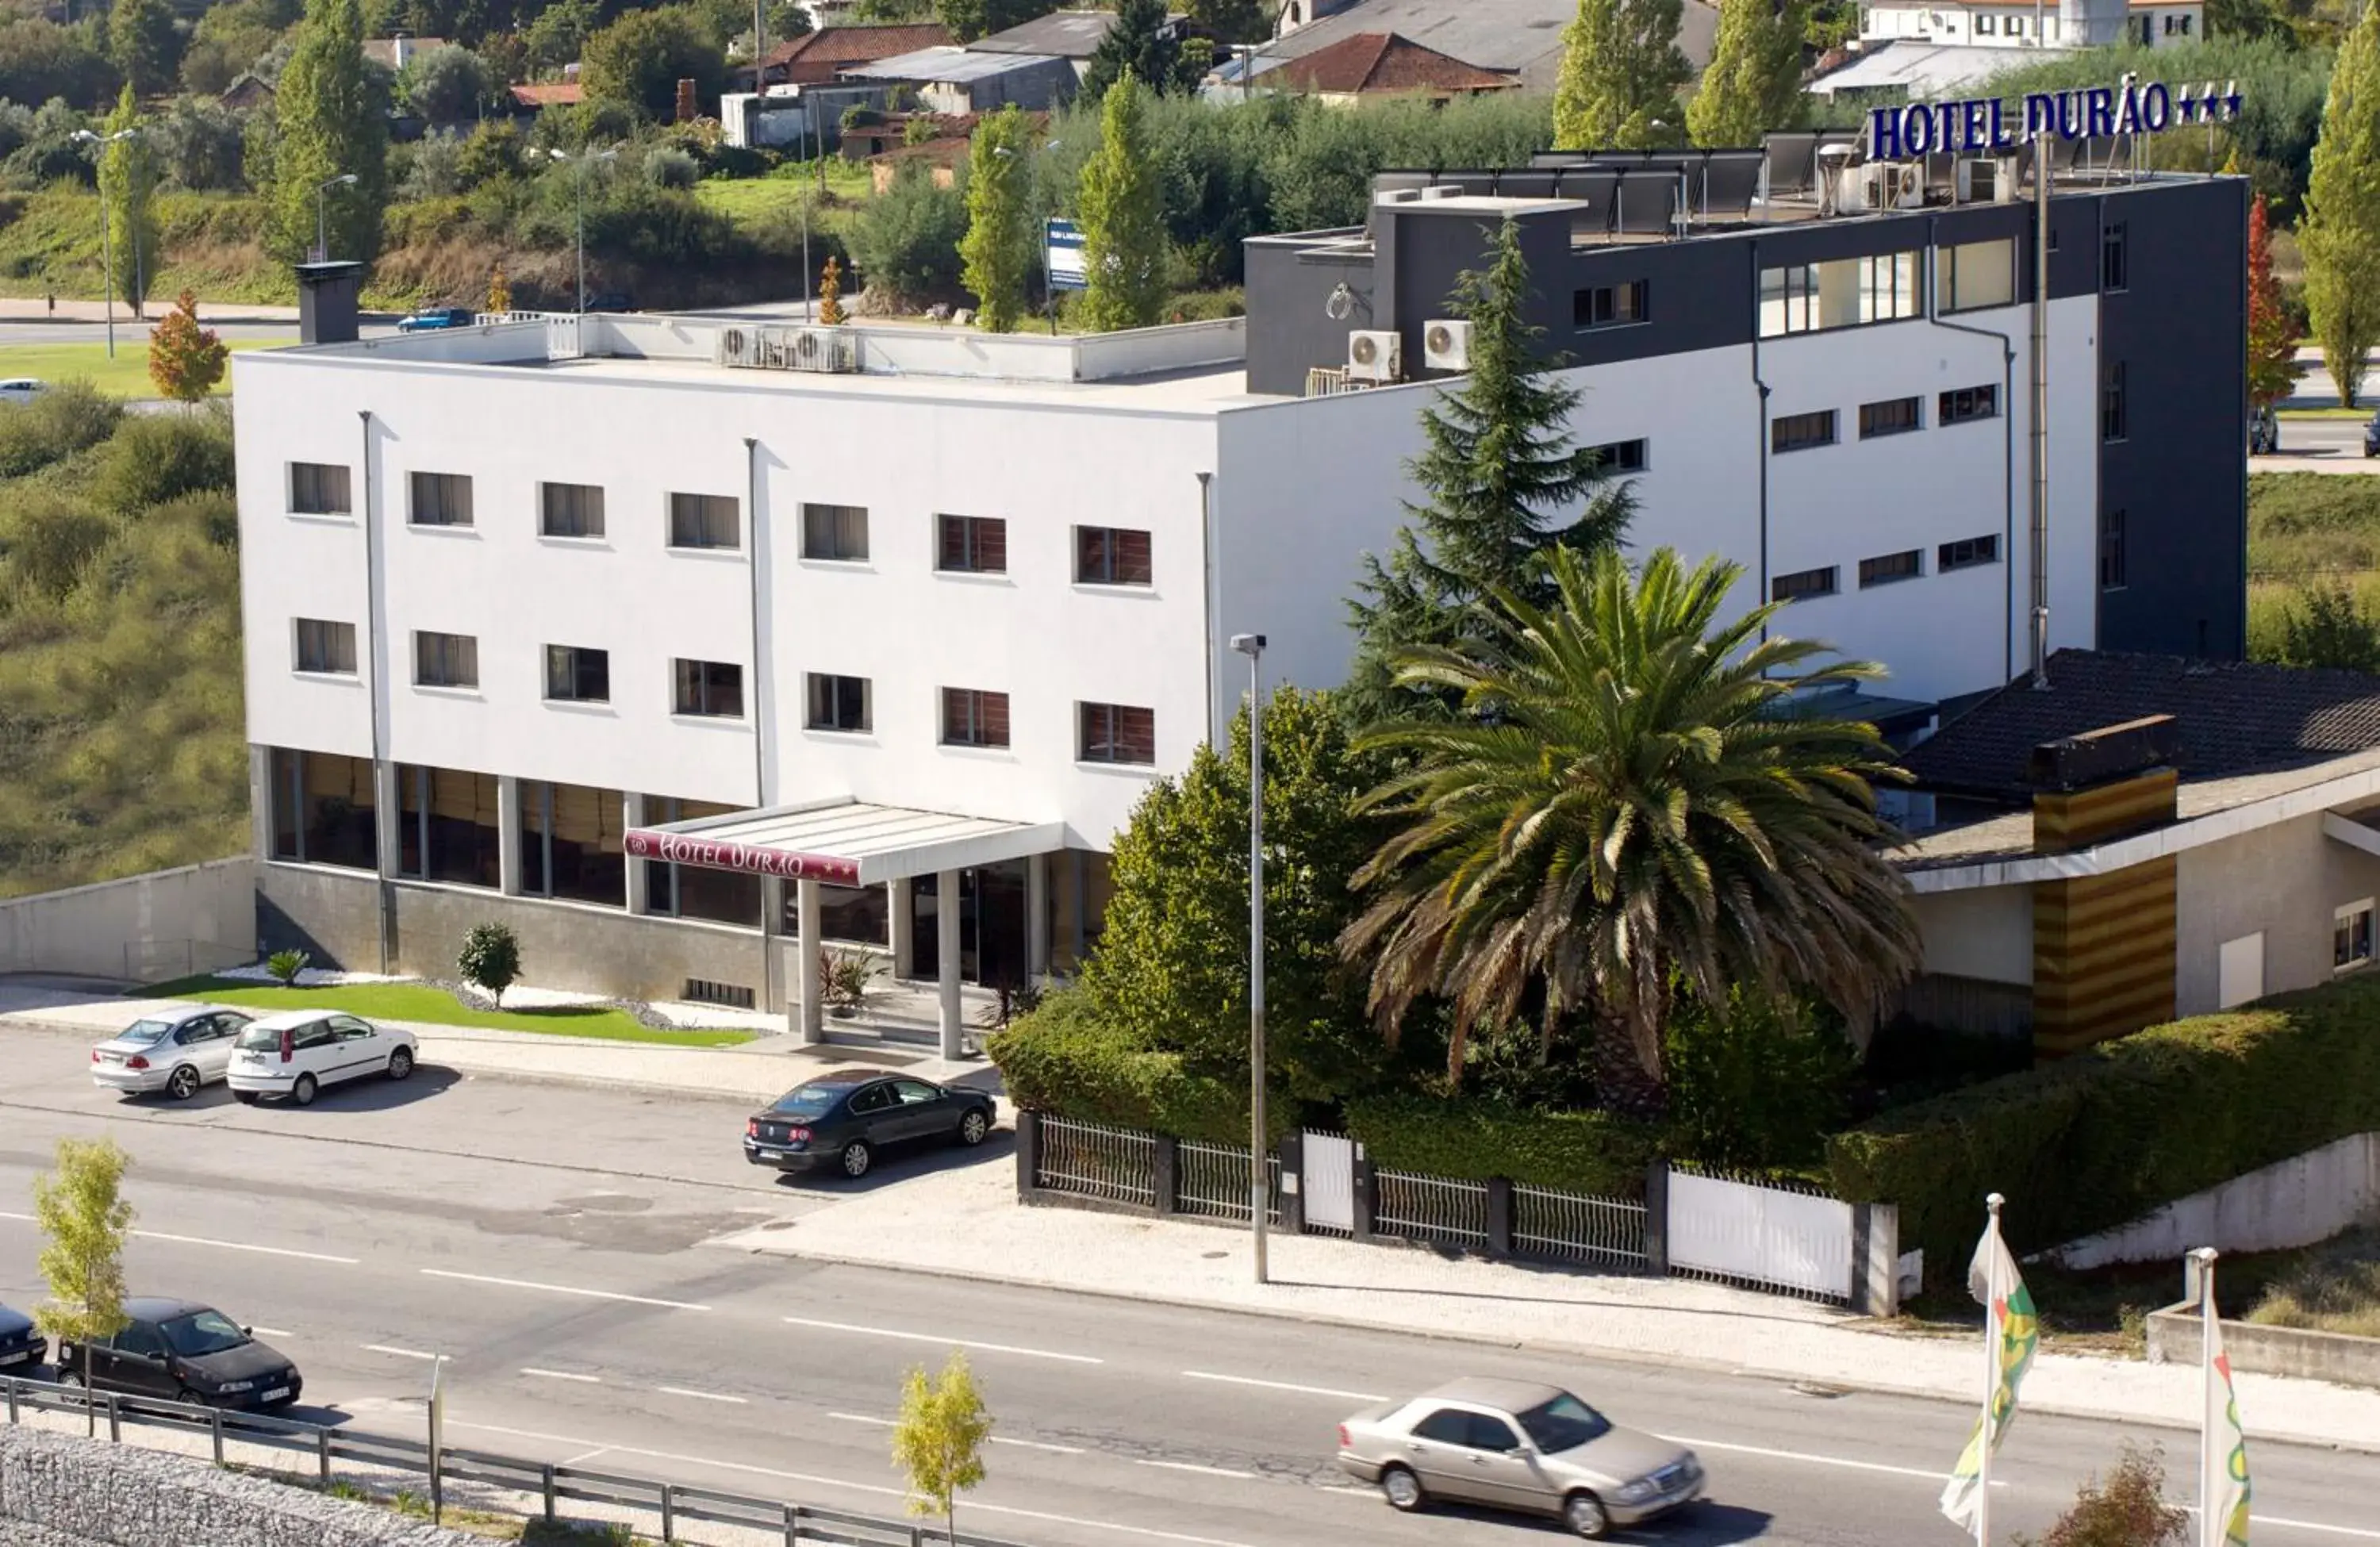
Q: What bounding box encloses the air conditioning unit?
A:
[1345,329,1402,384]
[1415,184,1464,201]
[1954,157,2017,204]
[717,326,757,367]
[1844,161,1924,212]
[1422,318,1472,372]
[786,325,858,373]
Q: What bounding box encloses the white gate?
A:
[1668,1168,1856,1302]
[1302,1130,1356,1233]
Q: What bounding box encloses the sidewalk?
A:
[0,298,300,326]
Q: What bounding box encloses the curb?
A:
[733,1239,2380,1458]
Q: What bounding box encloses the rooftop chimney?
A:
[295,261,364,346]
[2029,714,2180,853]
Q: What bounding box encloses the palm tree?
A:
[1340,545,1921,1111]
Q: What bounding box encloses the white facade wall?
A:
[1856,0,2201,44]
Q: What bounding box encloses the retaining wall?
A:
[2046,1132,2380,1270]
[2145,1303,2380,1389]
[0,858,255,982]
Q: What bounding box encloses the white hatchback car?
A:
[0,378,46,404]
[227,1010,417,1106]
[91,1006,255,1100]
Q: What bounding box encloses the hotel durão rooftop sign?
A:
[1866,79,2245,160]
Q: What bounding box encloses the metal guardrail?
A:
[1,1376,1031,1547]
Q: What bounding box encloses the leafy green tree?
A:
[892,1351,992,1547]
[0,17,118,111]
[1077,71,1167,332]
[155,95,248,191]
[99,87,160,321]
[400,43,489,123]
[33,1137,134,1434]
[524,0,598,73]
[271,0,390,264]
[2274,581,2380,672]
[1345,218,1634,724]
[148,289,230,403]
[458,921,523,1005]
[1342,546,1921,1112]
[109,0,180,98]
[1663,988,1856,1171]
[1553,0,1691,150]
[2301,0,2380,407]
[1190,0,1273,44]
[937,0,1058,43]
[1083,0,1202,101]
[1686,0,1806,148]
[2020,1445,2190,1547]
[959,105,1035,331]
[2248,194,2301,411]
[1082,687,1397,1101]
[581,5,725,120]
[847,161,968,307]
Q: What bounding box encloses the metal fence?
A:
[1513,1182,1649,1269]
[1177,1139,1284,1226]
[1374,1168,1491,1250]
[1665,1161,1856,1304]
[1034,1115,1157,1208]
[2,1377,1028,1547]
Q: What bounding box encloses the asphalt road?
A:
[0,1024,2374,1547]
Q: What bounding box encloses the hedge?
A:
[985,990,1267,1146]
[1345,1095,1658,1200]
[1826,970,2380,1275]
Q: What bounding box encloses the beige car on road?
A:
[1335,1377,1705,1538]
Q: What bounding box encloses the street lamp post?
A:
[1230,630,1269,1286]
[548,148,618,313]
[314,172,359,263]
[70,128,137,359]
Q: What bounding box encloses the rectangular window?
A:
[806,673,871,732]
[413,630,478,689]
[2337,899,2374,972]
[1771,566,1838,602]
[1079,702,1156,765]
[1590,439,1649,473]
[1939,239,2015,313]
[1759,250,1921,337]
[1076,526,1154,585]
[942,687,1012,748]
[540,482,605,539]
[782,881,889,946]
[395,765,501,889]
[1938,534,2001,571]
[670,493,739,551]
[294,618,356,674]
[672,658,743,718]
[2102,361,2129,442]
[1859,397,1921,439]
[290,462,351,516]
[937,514,1008,574]
[2102,222,2129,292]
[801,502,869,561]
[1939,384,2000,425]
[518,780,624,907]
[409,471,474,528]
[1975,12,1994,31]
[269,749,377,869]
[1772,409,1838,454]
[2099,507,2128,590]
[544,644,611,703]
[642,796,762,926]
[1573,280,1648,328]
[1859,549,1924,587]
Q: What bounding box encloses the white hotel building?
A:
[235,142,2245,1049]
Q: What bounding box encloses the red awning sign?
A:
[624,830,862,886]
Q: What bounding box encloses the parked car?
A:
[396,306,474,332]
[0,377,46,403]
[55,1298,300,1411]
[744,1070,995,1179]
[1336,1378,1703,1538]
[0,1303,44,1371]
[2364,409,2380,458]
[226,1009,416,1106]
[583,291,636,313]
[90,1006,255,1100]
[2249,406,2278,455]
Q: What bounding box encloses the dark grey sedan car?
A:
[744,1070,995,1179]
[0,1302,44,1372]
[55,1297,301,1411]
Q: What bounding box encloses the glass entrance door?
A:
[911,861,1030,988]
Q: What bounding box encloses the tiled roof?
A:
[1261,0,1721,89]
[1271,30,1514,93]
[1898,649,2380,800]
[508,82,582,106]
[771,23,953,67]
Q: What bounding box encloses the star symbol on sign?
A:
[2176,94,2200,124]
[2223,91,2244,119]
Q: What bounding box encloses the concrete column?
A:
[372,760,401,879]
[497,776,524,896]
[936,867,962,1058]
[888,876,913,980]
[796,877,823,1043]
[1069,850,1087,969]
[1027,852,1049,981]
[759,876,785,1012]
[622,793,649,914]
[248,746,273,859]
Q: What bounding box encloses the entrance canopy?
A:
[624,797,1063,888]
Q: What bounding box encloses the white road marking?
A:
[520,1368,601,1384]
[1656,1433,2007,1488]
[559,1446,612,1468]
[831,1412,1082,1455]
[829,1411,892,1426]
[2186,1507,2380,1541]
[657,1387,747,1405]
[782,1315,1100,1365]
[1135,1459,1258,1480]
[363,1345,448,1362]
[249,1326,293,1338]
[0,1213,356,1265]
[1180,1371,1385,1403]
[1319,1485,1376,1498]
[419,1268,710,1311]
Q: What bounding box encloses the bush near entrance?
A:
[986,988,1261,1146]
[1827,969,2380,1275]
[1345,1095,1657,1198]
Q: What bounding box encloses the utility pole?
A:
[70,128,137,359]
[1230,630,1269,1286]
[314,171,359,263]
[2029,0,2052,689]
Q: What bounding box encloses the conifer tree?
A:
[1077,73,1167,332]
[1083,0,1200,101]
[109,0,179,99]
[271,0,388,266]
[1687,0,1807,149]
[960,106,1035,332]
[1553,0,1691,151]
[2302,0,2380,407]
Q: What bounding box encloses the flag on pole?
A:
[2202,1259,2251,1547]
[1940,1204,2040,1535]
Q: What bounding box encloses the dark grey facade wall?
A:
[1243,236,1376,397]
[2094,175,2249,660]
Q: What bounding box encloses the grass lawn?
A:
[0,338,271,398]
[153,976,756,1047]
[2278,405,2371,420]
[2247,1226,2380,1338]
[1894,1242,2317,1357]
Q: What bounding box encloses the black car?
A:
[745,1069,996,1179]
[2365,409,2380,458]
[56,1297,301,1411]
[0,1302,44,1372]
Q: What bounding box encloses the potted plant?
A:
[822,946,882,1018]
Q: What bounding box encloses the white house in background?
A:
[1857,0,2205,49]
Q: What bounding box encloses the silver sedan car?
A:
[1337,1377,1704,1537]
[91,1007,254,1100]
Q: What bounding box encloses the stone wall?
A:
[0,1426,482,1546]
[0,858,255,982]
[2146,1303,2380,1390]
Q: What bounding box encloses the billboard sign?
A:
[1046,218,1088,293]
[1867,79,2244,161]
